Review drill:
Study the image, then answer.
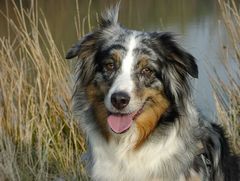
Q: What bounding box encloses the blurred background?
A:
[0,0,228,117]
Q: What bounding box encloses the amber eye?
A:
[141,67,153,77]
[104,63,115,72]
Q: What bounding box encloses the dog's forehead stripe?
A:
[108,36,137,95]
[121,36,137,74]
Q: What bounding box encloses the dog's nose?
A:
[111,92,130,110]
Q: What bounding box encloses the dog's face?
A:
[66,7,198,146]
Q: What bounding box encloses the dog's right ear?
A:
[65,32,101,86]
[65,3,120,59]
[65,33,97,59]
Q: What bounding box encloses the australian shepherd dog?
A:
[66,5,239,181]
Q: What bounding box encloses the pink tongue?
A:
[107,114,133,133]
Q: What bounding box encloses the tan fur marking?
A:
[135,89,170,148]
[110,50,122,68]
[111,51,121,62]
[86,83,110,140]
[137,56,149,69]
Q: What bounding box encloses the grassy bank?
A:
[212,0,240,154]
[0,1,87,180]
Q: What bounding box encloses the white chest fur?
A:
[89,127,192,181]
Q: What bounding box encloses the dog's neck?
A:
[86,101,200,180]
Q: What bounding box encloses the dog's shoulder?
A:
[194,120,240,181]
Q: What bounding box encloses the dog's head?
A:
[66,5,198,146]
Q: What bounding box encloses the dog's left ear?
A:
[152,32,198,78]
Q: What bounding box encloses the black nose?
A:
[111,92,130,110]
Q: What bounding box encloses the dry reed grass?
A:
[0,0,239,180]
[211,0,240,153]
[0,0,88,180]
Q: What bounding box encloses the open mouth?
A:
[107,106,143,134]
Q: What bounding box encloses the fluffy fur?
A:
[66,5,239,181]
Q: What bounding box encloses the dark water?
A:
[0,0,228,118]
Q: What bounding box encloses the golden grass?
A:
[211,0,240,153]
[0,0,88,180]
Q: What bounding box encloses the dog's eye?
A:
[141,67,153,77]
[104,63,115,72]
